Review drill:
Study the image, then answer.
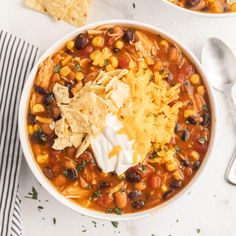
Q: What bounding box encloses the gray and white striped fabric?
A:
[0,30,38,236]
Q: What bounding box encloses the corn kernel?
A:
[115,40,124,49]
[173,170,184,180]
[32,104,45,114]
[36,153,49,164]
[105,64,114,72]
[60,66,71,77]
[161,184,168,192]
[210,1,223,13]
[27,125,34,135]
[153,61,163,72]
[160,40,169,48]
[75,72,84,81]
[61,55,72,66]
[33,124,40,131]
[102,47,111,59]
[166,161,178,171]
[109,56,118,68]
[35,116,52,124]
[197,85,206,95]
[189,74,200,85]
[154,72,162,84]
[184,109,196,118]
[231,3,236,12]
[66,40,74,51]
[92,36,104,47]
[100,172,109,177]
[191,151,199,160]
[82,200,92,208]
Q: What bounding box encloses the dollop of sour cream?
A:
[91,114,137,175]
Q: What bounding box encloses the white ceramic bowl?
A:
[161,0,236,17]
[19,20,217,221]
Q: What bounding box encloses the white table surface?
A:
[1,0,236,235]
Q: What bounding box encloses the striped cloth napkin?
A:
[0,30,38,236]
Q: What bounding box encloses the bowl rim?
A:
[160,0,236,17]
[18,19,218,221]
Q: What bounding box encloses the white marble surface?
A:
[1,0,236,235]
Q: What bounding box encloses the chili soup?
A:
[168,0,236,13]
[27,24,211,214]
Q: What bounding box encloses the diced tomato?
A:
[149,173,161,189]
[135,164,154,178]
[67,146,76,156]
[193,142,207,154]
[107,37,116,46]
[176,64,194,83]
[79,45,93,57]
[49,150,60,159]
[96,194,114,207]
[79,151,94,162]
[118,54,130,69]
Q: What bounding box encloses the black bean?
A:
[181,159,190,167]
[162,188,174,200]
[170,180,182,189]
[185,0,201,8]
[31,131,47,144]
[66,168,78,180]
[43,167,54,179]
[29,113,36,125]
[75,34,89,50]
[181,129,190,141]
[43,93,54,106]
[125,170,141,183]
[186,116,197,125]
[132,200,145,209]
[200,113,210,127]
[124,29,135,43]
[100,181,110,189]
[128,191,142,201]
[192,160,201,171]
[34,85,47,95]
[113,48,120,53]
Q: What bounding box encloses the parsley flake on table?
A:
[53,217,56,225]
[111,221,119,228]
[92,221,97,227]
[24,187,38,200]
[37,206,44,211]
[196,228,201,234]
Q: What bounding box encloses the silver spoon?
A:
[202,37,236,185]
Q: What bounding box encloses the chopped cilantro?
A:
[85,185,92,190]
[151,234,156,236]
[203,104,208,111]
[77,159,87,172]
[63,170,68,177]
[196,228,201,234]
[75,63,82,71]
[82,229,87,232]
[90,159,95,164]
[37,206,44,211]
[25,187,38,200]
[175,145,180,154]
[176,219,179,223]
[91,190,101,199]
[198,136,206,144]
[138,165,146,173]
[54,64,61,73]
[118,174,125,181]
[132,2,136,8]
[114,207,122,215]
[53,217,56,225]
[111,221,119,228]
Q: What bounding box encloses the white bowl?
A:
[18,20,217,221]
[161,0,236,17]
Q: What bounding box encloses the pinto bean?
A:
[115,191,127,209]
[149,173,161,189]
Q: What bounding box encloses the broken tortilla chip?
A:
[25,0,47,13]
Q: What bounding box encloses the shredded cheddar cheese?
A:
[108,145,122,158]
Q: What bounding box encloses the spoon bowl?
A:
[201,38,236,92]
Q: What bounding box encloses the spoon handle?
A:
[225,83,236,184]
[225,146,236,185]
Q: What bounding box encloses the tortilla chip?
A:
[38,0,74,20]
[25,0,47,13]
[70,133,84,148]
[76,134,91,157]
[53,83,70,105]
[62,0,92,26]
[52,137,71,150]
